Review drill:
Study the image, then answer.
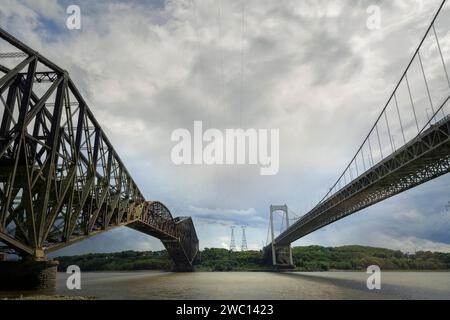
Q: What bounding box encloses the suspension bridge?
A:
[0,27,199,289]
[265,0,450,267]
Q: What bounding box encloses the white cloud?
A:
[375,235,450,253]
[187,206,266,228]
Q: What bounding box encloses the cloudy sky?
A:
[1,0,450,255]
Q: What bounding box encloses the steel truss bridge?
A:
[0,28,198,271]
[266,0,450,266]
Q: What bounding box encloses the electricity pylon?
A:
[241,226,248,251]
[230,226,236,251]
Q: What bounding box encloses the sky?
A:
[1,0,450,255]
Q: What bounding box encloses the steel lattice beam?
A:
[0,28,198,270]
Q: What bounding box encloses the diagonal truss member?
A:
[0,28,198,271]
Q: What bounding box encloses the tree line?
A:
[56,245,450,272]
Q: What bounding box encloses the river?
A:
[1,271,449,300]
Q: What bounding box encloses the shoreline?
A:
[56,269,450,273]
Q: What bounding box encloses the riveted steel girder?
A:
[0,28,198,269]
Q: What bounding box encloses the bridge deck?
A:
[274,109,450,246]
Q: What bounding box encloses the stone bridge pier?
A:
[0,258,59,291]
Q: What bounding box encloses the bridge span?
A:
[266,0,450,267]
[0,28,198,289]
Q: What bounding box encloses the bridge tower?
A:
[264,205,295,269]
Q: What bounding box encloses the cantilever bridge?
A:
[266,0,450,267]
[0,28,198,275]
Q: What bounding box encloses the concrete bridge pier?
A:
[0,253,58,291]
[273,245,295,270]
[263,244,295,270]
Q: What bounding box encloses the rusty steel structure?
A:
[266,0,450,266]
[0,28,198,271]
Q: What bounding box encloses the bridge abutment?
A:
[0,258,58,291]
